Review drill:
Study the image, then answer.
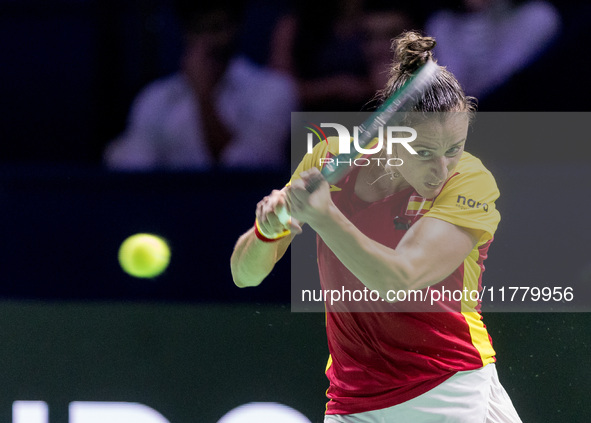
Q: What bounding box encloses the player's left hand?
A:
[286,168,332,228]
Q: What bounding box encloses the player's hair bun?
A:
[393,31,436,74]
[376,30,476,116]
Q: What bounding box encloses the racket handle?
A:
[304,173,326,194]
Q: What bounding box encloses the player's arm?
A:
[316,209,480,298]
[230,188,300,288]
[232,139,328,288]
[289,169,482,299]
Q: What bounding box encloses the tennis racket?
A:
[276,60,439,227]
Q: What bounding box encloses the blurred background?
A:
[0,0,590,422]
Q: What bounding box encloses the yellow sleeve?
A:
[425,153,501,243]
[287,137,337,185]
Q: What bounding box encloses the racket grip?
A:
[305,174,326,193]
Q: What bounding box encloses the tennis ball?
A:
[118,233,170,278]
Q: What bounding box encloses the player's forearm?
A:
[230,227,288,288]
[311,205,413,299]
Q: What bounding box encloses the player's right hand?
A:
[255,188,302,238]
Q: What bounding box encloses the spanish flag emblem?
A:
[405,195,433,216]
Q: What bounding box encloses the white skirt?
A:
[324,364,522,423]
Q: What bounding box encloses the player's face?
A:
[395,113,469,199]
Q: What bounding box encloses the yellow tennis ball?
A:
[118,233,170,278]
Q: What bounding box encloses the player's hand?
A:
[255,188,302,237]
[287,168,332,228]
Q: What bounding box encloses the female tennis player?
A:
[231,31,522,423]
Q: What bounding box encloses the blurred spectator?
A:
[104,2,298,171]
[425,0,561,99]
[294,1,416,111]
[361,6,415,96]
[480,0,591,111]
[294,0,373,111]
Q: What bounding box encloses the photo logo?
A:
[304,123,329,146]
[305,123,418,156]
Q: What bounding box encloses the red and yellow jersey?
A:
[290,138,501,415]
